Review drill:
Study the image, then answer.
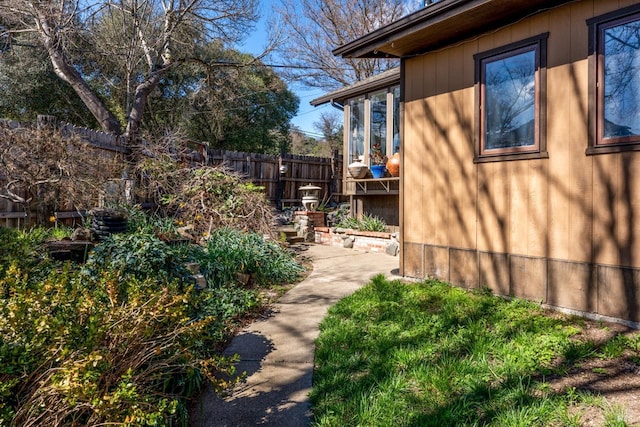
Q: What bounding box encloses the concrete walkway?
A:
[189,244,400,426]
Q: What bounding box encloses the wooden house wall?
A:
[402,0,640,324]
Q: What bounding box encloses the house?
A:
[327,0,640,326]
[311,68,401,227]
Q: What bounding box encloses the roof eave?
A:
[334,0,574,59]
[310,68,401,107]
[333,0,475,58]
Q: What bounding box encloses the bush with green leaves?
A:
[0,261,238,426]
[0,219,307,426]
[121,204,180,237]
[0,227,50,276]
[83,231,193,283]
[202,227,304,288]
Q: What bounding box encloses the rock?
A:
[343,235,355,248]
[71,227,91,241]
[386,240,399,256]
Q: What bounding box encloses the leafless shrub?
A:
[134,134,276,239]
[0,126,123,224]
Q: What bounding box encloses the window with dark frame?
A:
[588,5,640,153]
[474,33,548,161]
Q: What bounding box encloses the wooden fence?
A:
[208,150,343,208]
[0,118,343,228]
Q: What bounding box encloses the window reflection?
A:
[370,91,388,160]
[393,86,400,154]
[349,97,365,162]
[603,20,640,139]
[346,86,401,167]
[483,48,536,150]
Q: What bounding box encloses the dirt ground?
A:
[545,320,640,426]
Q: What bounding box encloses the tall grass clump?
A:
[311,275,640,427]
[202,227,304,287]
[337,213,387,232]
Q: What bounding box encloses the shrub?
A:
[202,228,304,288]
[83,231,192,284]
[337,213,387,232]
[0,127,121,225]
[122,204,179,237]
[0,257,237,426]
[139,157,276,237]
[0,215,307,425]
[0,227,49,276]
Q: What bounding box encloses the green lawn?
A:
[311,275,640,427]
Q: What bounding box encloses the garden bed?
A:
[314,226,399,256]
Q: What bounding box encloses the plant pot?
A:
[386,152,400,177]
[348,161,368,179]
[370,164,386,178]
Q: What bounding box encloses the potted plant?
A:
[369,143,387,178]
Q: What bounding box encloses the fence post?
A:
[277,155,285,210]
[37,115,58,130]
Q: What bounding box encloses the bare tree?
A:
[314,110,343,153]
[0,0,258,139]
[274,0,416,90]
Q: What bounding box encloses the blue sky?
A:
[239,4,336,139]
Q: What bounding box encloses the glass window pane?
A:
[484,49,536,150]
[370,91,387,163]
[603,20,640,139]
[348,97,365,162]
[392,86,400,154]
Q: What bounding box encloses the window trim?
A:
[474,33,549,163]
[587,4,640,154]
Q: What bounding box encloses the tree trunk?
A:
[125,66,168,140]
[37,14,123,135]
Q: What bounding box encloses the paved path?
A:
[189,244,399,426]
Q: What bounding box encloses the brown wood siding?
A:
[403,60,427,244]
[403,0,640,272]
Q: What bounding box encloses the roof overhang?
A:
[333,0,574,59]
[310,68,400,107]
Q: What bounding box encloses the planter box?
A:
[314,226,399,256]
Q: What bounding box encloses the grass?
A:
[310,275,640,427]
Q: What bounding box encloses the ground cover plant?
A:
[337,213,387,232]
[0,210,304,426]
[311,275,640,426]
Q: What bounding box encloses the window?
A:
[345,86,401,168]
[392,86,401,155]
[348,97,365,163]
[474,33,548,161]
[370,90,388,161]
[588,5,640,152]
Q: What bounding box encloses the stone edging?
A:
[314,227,399,256]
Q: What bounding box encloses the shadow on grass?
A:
[311,275,640,426]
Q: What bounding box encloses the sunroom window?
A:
[370,90,388,162]
[348,97,365,163]
[346,86,400,168]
